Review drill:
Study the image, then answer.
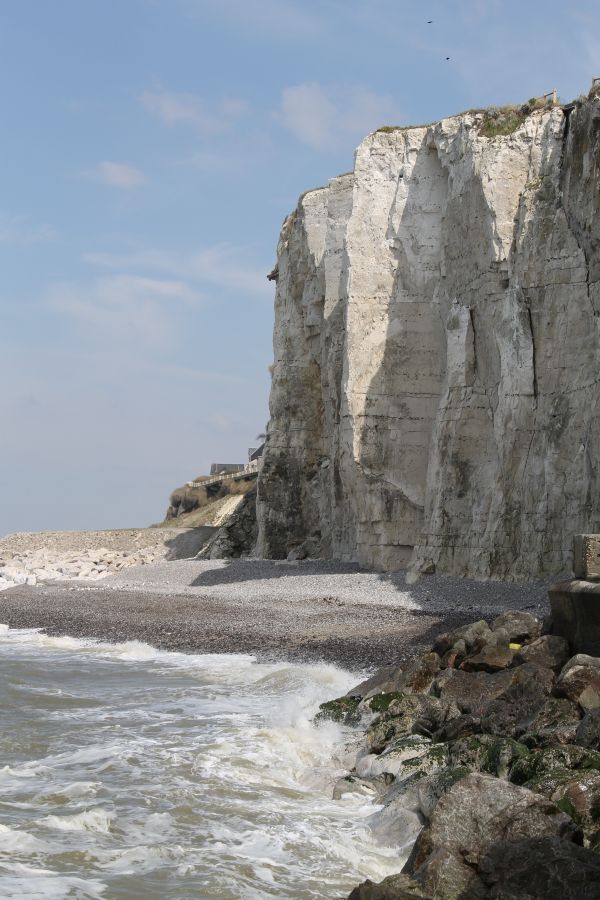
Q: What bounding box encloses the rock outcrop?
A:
[257,92,600,579]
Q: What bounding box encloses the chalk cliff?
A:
[256,93,600,579]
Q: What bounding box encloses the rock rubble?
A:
[0,528,208,591]
[316,608,600,898]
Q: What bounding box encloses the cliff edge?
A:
[257,92,600,579]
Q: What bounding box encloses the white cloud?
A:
[0,212,56,243]
[95,161,146,189]
[48,274,201,350]
[83,242,271,298]
[141,90,249,134]
[280,82,401,151]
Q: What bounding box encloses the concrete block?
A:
[573,535,600,579]
[549,580,600,656]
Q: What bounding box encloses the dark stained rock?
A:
[365,694,459,753]
[347,665,405,700]
[315,696,360,725]
[434,668,514,714]
[550,769,600,838]
[403,774,581,898]
[479,665,555,736]
[445,735,530,780]
[461,642,514,673]
[414,767,471,819]
[510,743,600,786]
[441,639,467,669]
[555,654,600,712]
[515,697,581,747]
[433,713,482,743]
[401,653,441,694]
[576,708,600,749]
[515,635,570,673]
[491,610,542,643]
[477,837,600,899]
[433,620,493,657]
[347,873,432,899]
[348,653,441,702]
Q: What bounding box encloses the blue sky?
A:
[1,0,597,535]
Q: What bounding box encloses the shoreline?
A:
[0,559,552,671]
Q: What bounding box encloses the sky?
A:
[1,0,598,535]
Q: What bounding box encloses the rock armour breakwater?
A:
[257,93,600,579]
[321,609,600,898]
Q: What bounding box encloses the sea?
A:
[0,624,400,899]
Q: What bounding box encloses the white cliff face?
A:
[257,96,600,579]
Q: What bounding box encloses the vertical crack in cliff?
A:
[526,306,538,402]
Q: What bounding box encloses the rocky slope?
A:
[257,91,600,579]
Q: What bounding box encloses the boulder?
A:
[365,694,460,753]
[491,610,542,643]
[575,708,600,749]
[515,635,570,673]
[509,743,600,786]
[477,836,600,899]
[549,769,600,839]
[347,665,405,700]
[433,620,493,657]
[555,654,600,712]
[434,668,514,714]
[444,735,530,780]
[415,767,471,819]
[479,665,555,736]
[332,774,382,800]
[403,774,581,899]
[516,697,581,748]
[347,874,432,900]
[460,642,514,673]
[315,696,361,725]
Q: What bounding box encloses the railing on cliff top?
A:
[186,460,261,489]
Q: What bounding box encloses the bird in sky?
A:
[446,56,451,60]
[427,20,433,23]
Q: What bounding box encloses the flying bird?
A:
[427,20,433,23]
[446,56,451,60]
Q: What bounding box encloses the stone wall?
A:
[256,95,600,579]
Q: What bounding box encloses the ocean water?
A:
[0,625,400,899]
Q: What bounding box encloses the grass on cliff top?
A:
[376,97,557,140]
[478,98,553,138]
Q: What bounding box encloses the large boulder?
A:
[403,774,581,899]
[347,665,405,700]
[347,874,432,899]
[515,635,570,673]
[555,655,600,712]
[491,610,542,643]
[509,743,600,786]
[517,697,581,748]
[433,620,493,657]
[365,694,460,753]
[434,668,514,714]
[479,665,555,736]
[576,708,600,749]
[477,836,600,899]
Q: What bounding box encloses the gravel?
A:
[0,558,554,672]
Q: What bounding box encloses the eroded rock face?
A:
[258,95,600,578]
